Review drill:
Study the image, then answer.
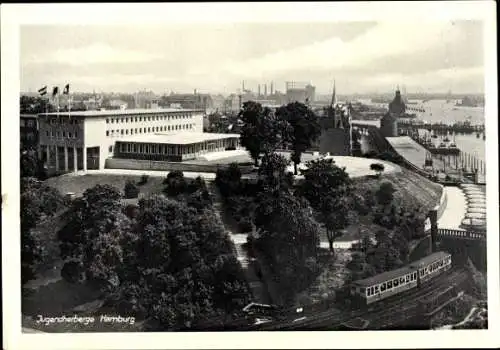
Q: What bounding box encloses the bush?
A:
[138,174,149,185]
[124,180,140,198]
[370,162,385,177]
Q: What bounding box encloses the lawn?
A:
[45,173,166,198]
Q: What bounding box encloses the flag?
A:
[38,86,47,96]
[52,86,59,97]
[63,84,70,95]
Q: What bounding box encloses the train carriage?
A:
[410,251,451,284]
[350,266,418,306]
[350,252,452,306]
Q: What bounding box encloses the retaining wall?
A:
[105,157,254,174]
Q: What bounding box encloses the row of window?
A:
[46,130,79,139]
[49,118,81,125]
[422,257,451,276]
[363,257,451,297]
[106,124,194,136]
[20,120,36,127]
[116,142,205,155]
[106,114,193,124]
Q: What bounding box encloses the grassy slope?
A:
[45,174,165,198]
[352,168,443,213]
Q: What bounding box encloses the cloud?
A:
[222,21,463,79]
[26,43,163,66]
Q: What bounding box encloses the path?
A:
[210,185,271,304]
[438,187,467,230]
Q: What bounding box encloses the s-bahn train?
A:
[350,251,452,306]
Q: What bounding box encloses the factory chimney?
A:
[270,82,274,95]
[264,84,267,97]
[258,84,261,97]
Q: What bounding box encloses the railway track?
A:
[253,267,467,331]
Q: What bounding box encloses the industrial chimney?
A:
[258,84,261,97]
[264,84,267,97]
[270,82,274,95]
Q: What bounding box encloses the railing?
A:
[437,228,485,240]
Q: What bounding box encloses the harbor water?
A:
[356,99,486,162]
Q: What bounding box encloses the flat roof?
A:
[116,132,240,145]
[38,108,204,118]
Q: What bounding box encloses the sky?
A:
[20,21,485,95]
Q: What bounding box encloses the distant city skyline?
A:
[21,21,485,95]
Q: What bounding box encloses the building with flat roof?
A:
[37,108,239,174]
[114,132,240,162]
[20,114,39,150]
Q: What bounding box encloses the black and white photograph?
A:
[2,2,499,349]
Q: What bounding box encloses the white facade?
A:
[38,108,205,173]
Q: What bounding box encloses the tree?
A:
[258,153,294,192]
[298,158,352,209]
[114,196,250,330]
[375,181,396,207]
[370,162,385,177]
[21,178,65,284]
[239,101,287,166]
[163,171,187,197]
[215,163,242,198]
[57,184,128,291]
[124,180,140,199]
[276,102,322,174]
[253,191,320,303]
[321,196,351,252]
[298,158,353,253]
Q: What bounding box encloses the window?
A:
[380,283,386,292]
[126,130,129,135]
[121,130,124,135]
[130,129,134,135]
[399,277,405,284]
[75,132,78,138]
[135,128,138,133]
[106,119,109,124]
[366,288,371,297]
[393,279,399,287]
[374,286,379,294]
[413,272,417,279]
[405,275,410,282]
[168,126,171,131]
[109,146,113,153]
[46,131,49,137]
[111,118,114,124]
[156,126,159,132]
[148,127,151,132]
[106,131,110,136]
[56,131,61,138]
[160,126,163,131]
[387,280,393,289]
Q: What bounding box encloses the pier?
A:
[398,119,485,135]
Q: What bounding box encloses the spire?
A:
[330,80,336,107]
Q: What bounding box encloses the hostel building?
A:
[38,108,240,173]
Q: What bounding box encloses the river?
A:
[354,99,486,162]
